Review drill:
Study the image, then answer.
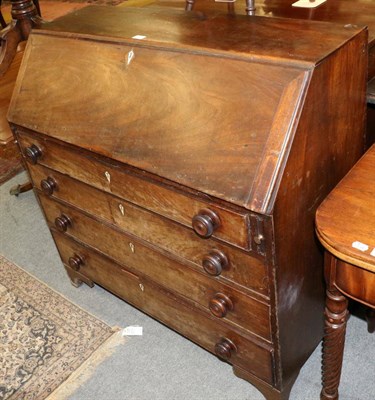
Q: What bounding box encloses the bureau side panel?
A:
[272,30,367,387]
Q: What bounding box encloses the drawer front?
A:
[52,231,274,385]
[335,260,375,308]
[40,194,271,340]
[17,130,250,250]
[30,165,268,297]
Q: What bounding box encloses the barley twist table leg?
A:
[320,288,349,400]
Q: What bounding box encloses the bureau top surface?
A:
[41,6,364,66]
[316,144,375,273]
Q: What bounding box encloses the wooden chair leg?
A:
[321,288,349,400]
[0,0,42,76]
[0,21,22,75]
[9,181,33,196]
[0,9,6,29]
[0,0,41,28]
[33,0,41,16]
[0,18,6,30]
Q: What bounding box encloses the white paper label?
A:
[292,0,326,8]
[370,248,375,257]
[132,35,147,40]
[352,241,369,252]
[122,326,143,336]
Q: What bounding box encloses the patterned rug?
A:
[0,255,116,400]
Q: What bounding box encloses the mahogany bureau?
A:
[7,7,368,400]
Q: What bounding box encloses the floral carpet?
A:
[0,255,115,400]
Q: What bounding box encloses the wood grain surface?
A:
[316,145,375,273]
[42,6,365,65]
[153,0,375,78]
[18,131,252,249]
[36,191,268,298]
[254,0,375,79]
[254,0,375,45]
[155,0,375,45]
[272,28,367,386]
[9,7,369,399]
[51,230,275,384]
[47,208,272,339]
[9,32,304,210]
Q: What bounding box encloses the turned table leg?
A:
[321,287,349,400]
[0,0,42,76]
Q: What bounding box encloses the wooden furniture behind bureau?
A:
[0,49,23,183]
[7,6,368,400]
[316,144,375,400]
[0,0,42,76]
[0,1,88,184]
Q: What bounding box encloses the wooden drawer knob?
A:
[25,144,42,164]
[55,214,71,232]
[192,209,221,238]
[209,293,233,318]
[68,254,85,271]
[202,249,228,276]
[214,338,237,361]
[40,177,57,195]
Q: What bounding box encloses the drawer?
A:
[335,259,375,307]
[17,130,251,250]
[40,194,271,339]
[31,166,269,297]
[52,231,275,384]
